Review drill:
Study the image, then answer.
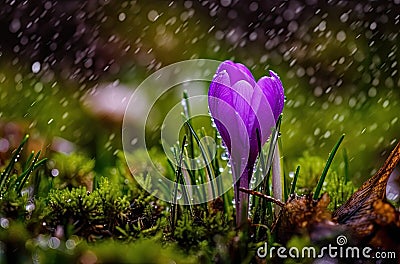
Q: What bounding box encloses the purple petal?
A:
[217,60,256,86]
[245,84,276,167]
[230,80,253,126]
[208,71,233,151]
[250,85,276,144]
[257,71,285,121]
[208,94,250,164]
[209,70,232,105]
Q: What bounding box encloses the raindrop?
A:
[26,202,35,212]
[368,87,377,97]
[249,2,258,12]
[66,239,76,250]
[9,19,21,33]
[51,169,59,177]
[34,82,43,93]
[250,176,256,184]
[48,237,61,249]
[32,62,41,73]
[348,97,357,108]
[382,100,389,108]
[118,13,126,22]
[288,21,298,32]
[44,1,52,9]
[317,20,326,31]
[334,96,343,105]
[20,187,32,196]
[283,9,295,21]
[296,67,305,77]
[84,59,93,68]
[323,131,331,138]
[148,10,160,22]
[340,13,349,23]
[249,32,257,41]
[221,151,229,160]
[130,138,138,146]
[220,0,232,7]
[336,31,346,42]
[0,138,10,152]
[0,218,9,229]
[184,1,193,8]
[176,190,182,200]
[314,87,323,97]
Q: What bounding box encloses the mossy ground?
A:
[0,134,375,264]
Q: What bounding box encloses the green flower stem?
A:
[272,145,282,214]
[235,165,252,228]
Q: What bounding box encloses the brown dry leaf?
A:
[273,193,333,244]
[333,142,400,250]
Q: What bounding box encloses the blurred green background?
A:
[0,0,399,185]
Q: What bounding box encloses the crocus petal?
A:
[208,94,250,166]
[209,70,232,106]
[217,60,256,86]
[208,70,233,151]
[230,80,253,126]
[249,84,276,150]
[232,84,273,169]
[208,60,286,228]
[209,77,254,156]
[257,70,285,121]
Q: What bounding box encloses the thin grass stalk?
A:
[313,134,345,200]
[0,134,29,192]
[171,136,186,230]
[16,151,42,194]
[185,120,216,198]
[289,165,300,196]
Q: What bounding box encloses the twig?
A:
[239,187,285,207]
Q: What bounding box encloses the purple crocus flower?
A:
[208,60,284,226]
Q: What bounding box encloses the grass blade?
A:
[184,119,216,198]
[182,91,194,160]
[342,148,349,184]
[289,165,300,196]
[313,134,345,200]
[0,134,30,193]
[0,135,29,188]
[16,151,42,194]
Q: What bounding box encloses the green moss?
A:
[294,152,354,210]
[43,177,130,239]
[50,152,95,190]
